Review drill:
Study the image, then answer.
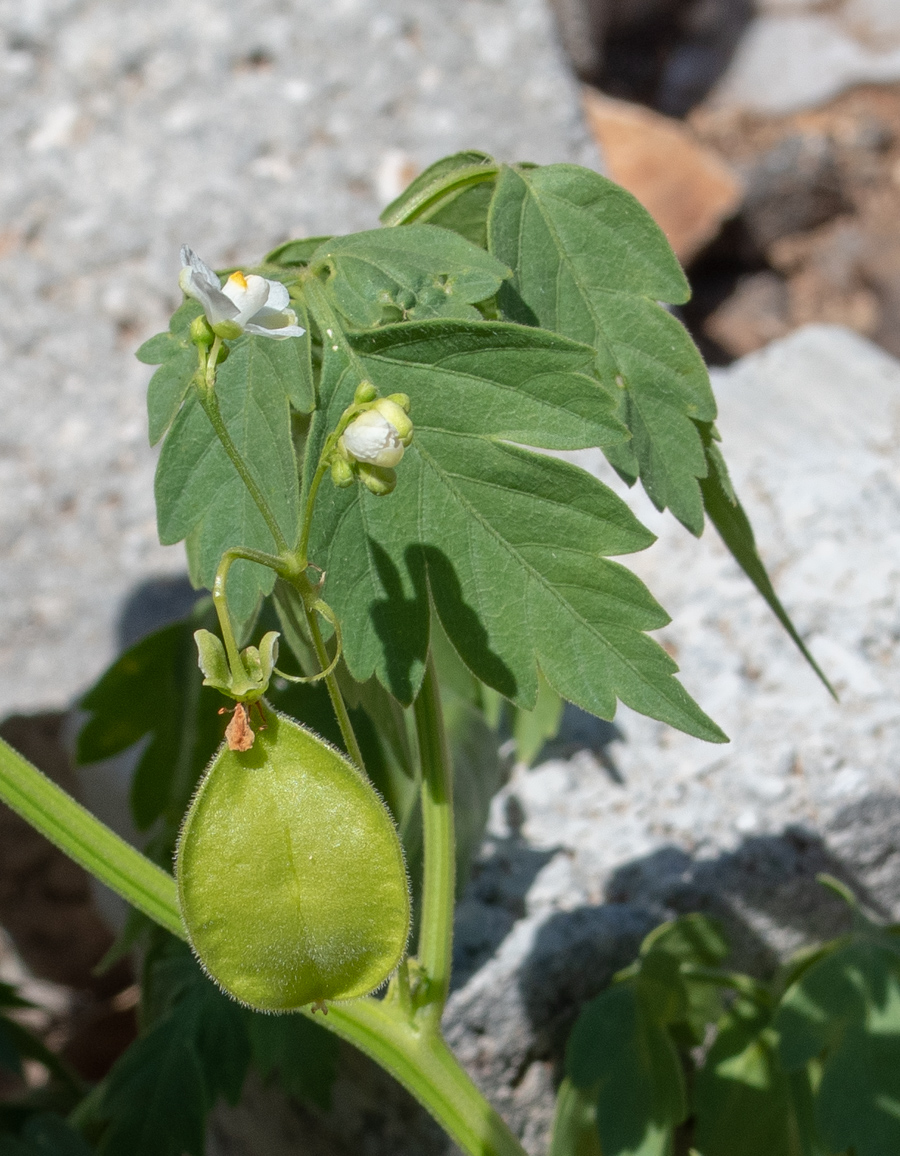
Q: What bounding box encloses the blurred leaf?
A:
[308,226,509,327]
[246,1014,339,1110]
[307,320,724,742]
[698,425,834,697]
[263,236,333,267]
[0,1115,95,1156]
[549,1078,603,1156]
[77,607,223,835]
[488,163,715,535]
[513,673,564,767]
[693,999,822,1156]
[776,933,900,1156]
[568,984,686,1156]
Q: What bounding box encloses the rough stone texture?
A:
[0,0,595,720]
[708,0,900,115]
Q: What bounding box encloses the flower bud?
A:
[373,398,413,445]
[212,319,243,341]
[354,380,378,404]
[358,463,397,496]
[331,456,355,488]
[341,410,405,469]
[386,393,410,413]
[190,315,215,347]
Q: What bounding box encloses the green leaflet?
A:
[76,609,222,835]
[693,1000,820,1156]
[548,1079,604,1156]
[567,984,686,1156]
[775,932,900,1156]
[306,320,724,741]
[137,300,203,446]
[699,426,835,697]
[247,1013,339,1111]
[487,163,715,535]
[379,150,498,228]
[308,225,510,327]
[154,336,301,624]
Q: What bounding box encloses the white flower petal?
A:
[263,279,291,310]
[180,246,221,291]
[222,272,270,326]
[343,410,405,467]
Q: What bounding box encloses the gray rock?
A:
[708,2,900,115]
[0,0,595,720]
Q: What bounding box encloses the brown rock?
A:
[704,271,791,358]
[581,87,743,262]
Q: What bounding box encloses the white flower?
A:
[179,246,305,340]
[341,410,406,468]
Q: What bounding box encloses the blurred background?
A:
[2,1,900,1151]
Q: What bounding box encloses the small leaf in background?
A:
[693,999,819,1156]
[77,608,223,837]
[263,236,333,267]
[488,163,715,535]
[698,425,834,697]
[512,672,565,767]
[308,320,723,741]
[379,150,497,227]
[568,983,686,1156]
[775,933,900,1156]
[548,1078,604,1156]
[154,334,300,625]
[0,1115,95,1156]
[247,1013,339,1110]
[637,915,729,1043]
[137,300,203,446]
[308,226,510,327]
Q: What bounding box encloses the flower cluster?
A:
[331,385,413,496]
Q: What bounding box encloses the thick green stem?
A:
[323,1001,527,1156]
[413,651,456,1021]
[196,370,290,555]
[0,739,183,939]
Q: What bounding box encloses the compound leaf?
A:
[307,321,723,741]
[488,163,715,534]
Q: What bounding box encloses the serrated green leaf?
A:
[693,1000,821,1156]
[775,935,900,1156]
[306,320,723,741]
[308,225,510,327]
[380,151,497,227]
[98,1017,207,1156]
[488,163,716,534]
[246,1013,339,1110]
[77,610,222,834]
[138,301,203,446]
[699,426,835,697]
[154,336,300,624]
[568,984,686,1156]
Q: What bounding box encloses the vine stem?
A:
[413,650,456,1023]
[303,596,366,774]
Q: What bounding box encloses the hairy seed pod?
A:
[176,708,410,1011]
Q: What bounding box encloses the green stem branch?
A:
[413,650,456,1022]
[303,598,366,774]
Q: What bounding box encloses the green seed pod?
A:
[176,709,410,1011]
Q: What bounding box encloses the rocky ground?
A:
[4,0,900,1153]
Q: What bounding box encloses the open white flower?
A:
[179,246,305,340]
[340,410,406,468]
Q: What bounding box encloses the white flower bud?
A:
[341,410,406,469]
